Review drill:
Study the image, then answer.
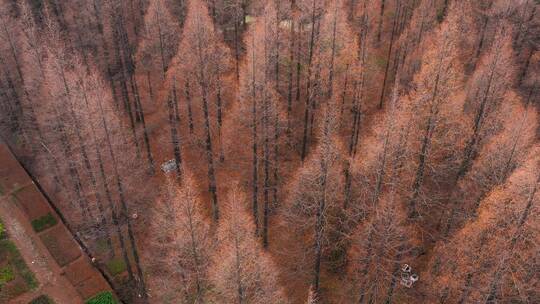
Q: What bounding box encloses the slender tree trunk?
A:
[233,229,244,304]
[156,4,167,77]
[96,97,147,301]
[168,82,183,178]
[286,16,295,136]
[339,65,350,118]
[344,161,352,209]
[275,3,281,90]
[113,26,141,158]
[408,51,443,217]
[408,112,434,217]
[93,0,120,110]
[0,15,24,84]
[185,81,195,134]
[519,47,533,85]
[378,0,400,109]
[301,2,319,161]
[64,73,113,242]
[383,247,404,304]
[146,71,154,103]
[327,5,338,98]
[308,64,321,144]
[1,75,21,134]
[376,0,386,43]
[350,90,362,157]
[295,24,302,105]
[75,30,90,73]
[272,105,279,214]
[216,75,225,162]
[262,94,270,248]
[474,16,489,62]
[251,37,260,234]
[80,84,116,258]
[313,158,328,293]
[194,11,219,221]
[373,129,390,205]
[357,229,374,303]
[131,74,155,174]
[54,108,91,222]
[457,55,499,180]
[234,12,240,81]
[202,88,219,221]
[186,206,203,298]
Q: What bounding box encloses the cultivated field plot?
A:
[0,220,38,302]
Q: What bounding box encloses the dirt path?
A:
[0,192,83,304]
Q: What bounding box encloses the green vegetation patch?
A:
[0,265,15,284]
[85,291,117,304]
[0,220,5,240]
[0,238,38,300]
[106,258,127,276]
[29,295,55,304]
[31,213,58,232]
[0,240,38,289]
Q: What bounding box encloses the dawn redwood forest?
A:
[0,0,539,303]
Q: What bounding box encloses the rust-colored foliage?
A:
[0,0,538,303]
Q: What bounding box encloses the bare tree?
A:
[210,188,288,303]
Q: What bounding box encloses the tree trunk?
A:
[327,5,338,98]
[518,47,533,85]
[216,75,225,162]
[251,39,259,233]
[457,55,499,180]
[275,3,281,90]
[272,105,279,215]
[339,65,350,118]
[113,27,141,158]
[301,2,319,160]
[263,99,270,247]
[313,158,328,293]
[408,113,433,217]
[81,84,116,258]
[234,13,241,81]
[357,229,374,303]
[383,249,403,304]
[0,14,24,84]
[185,81,195,134]
[474,16,489,62]
[146,71,154,103]
[378,0,400,109]
[168,82,183,178]
[55,111,91,218]
[96,97,147,301]
[376,0,386,43]
[202,88,219,221]
[131,75,155,174]
[287,16,295,136]
[156,4,167,77]
[408,52,443,217]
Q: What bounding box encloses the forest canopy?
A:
[0,0,538,303]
